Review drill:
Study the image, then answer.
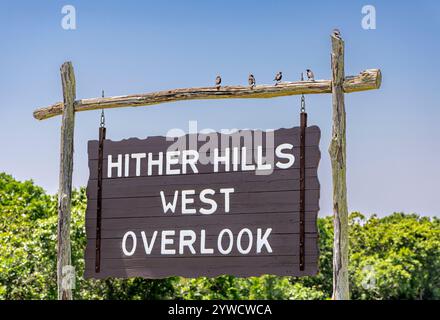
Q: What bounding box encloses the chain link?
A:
[300,73,306,113]
[301,94,306,113]
[100,90,105,128]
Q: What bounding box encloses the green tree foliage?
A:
[349,212,440,299]
[0,172,56,298]
[0,172,439,299]
[0,173,174,300]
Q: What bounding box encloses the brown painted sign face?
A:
[84,126,321,279]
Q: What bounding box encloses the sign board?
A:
[84,126,321,279]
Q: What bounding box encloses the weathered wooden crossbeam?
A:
[33,69,381,120]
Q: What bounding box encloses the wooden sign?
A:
[84,126,321,279]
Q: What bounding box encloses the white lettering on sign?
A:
[161,230,176,255]
[106,143,295,178]
[141,231,157,255]
[160,191,179,214]
[108,154,122,178]
[181,190,196,214]
[213,148,230,172]
[182,150,199,174]
[122,231,137,256]
[131,153,146,176]
[237,228,253,254]
[109,130,306,262]
[159,188,235,215]
[220,188,234,213]
[218,229,234,255]
[179,230,196,254]
[148,152,163,175]
[199,189,217,215]
[241,147,256,171]
[121,228,273,257]
[257,228,273,253]
[275,144,295,169]
[257,146,272,171]
[166,151,180,175]
[200,229,214,254]
[124,154,130,177]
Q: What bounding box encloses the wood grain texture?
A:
[57,62,75,300]
[84,126,321,279]
[330,34,350,300]
[33,70,381,120]
[84,255,319,279]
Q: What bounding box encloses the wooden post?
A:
[57,61,76,300]
[329,33,349,299]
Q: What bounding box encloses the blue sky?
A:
[0,0,439,217]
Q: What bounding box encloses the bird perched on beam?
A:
[248,74,256,89]
[273,72,282,85]
[215,75,222,90]
[332,28,341,39]
[306,69,315,81]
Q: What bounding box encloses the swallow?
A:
[215,75,221,89]
[274,72,282,85]
[248,74,256,89]
[333,28,341,39]
[306,69,315,81]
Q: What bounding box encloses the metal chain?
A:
[100,90,105,128]
[301,94,306,113]
[300,73,306,113]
